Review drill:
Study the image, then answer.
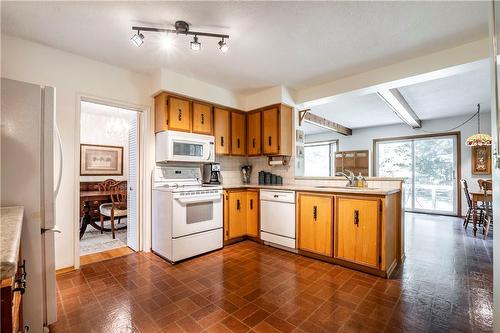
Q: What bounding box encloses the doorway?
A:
[375,133,460,216]
[78,100,140,262]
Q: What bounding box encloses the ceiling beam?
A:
[299,109,352,136]
[377,89,421,128]
[297,38,489,106]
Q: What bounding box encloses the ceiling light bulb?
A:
[190,36,201,52]
[160,32,174,49]
[218,39,229,53]
[131,32,144,47]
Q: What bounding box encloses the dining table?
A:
[79,190,126,239]
[470,188,493,237]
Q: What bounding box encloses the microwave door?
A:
[171,140,205,161]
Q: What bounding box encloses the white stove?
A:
[152,166,223,263]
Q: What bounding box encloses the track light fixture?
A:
[190,35,201,52]
[130,31,144,47]
[131,20,229,53]
[218,38,229,53]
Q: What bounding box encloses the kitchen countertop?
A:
[1,206,24,280]
[222,184,400,195]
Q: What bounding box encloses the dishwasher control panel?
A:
[259,190,295,203]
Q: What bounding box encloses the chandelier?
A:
[465,104,492,146]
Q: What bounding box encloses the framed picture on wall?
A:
[471,145,491,175]
[80,144,123,176]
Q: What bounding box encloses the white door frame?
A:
[73,94,150,269]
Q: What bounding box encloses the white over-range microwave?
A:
[156,130,215,163]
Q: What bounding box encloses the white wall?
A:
[304,113,492,215]
[154,68,244,109]
[80,102,136,182]
[1,35,153,269]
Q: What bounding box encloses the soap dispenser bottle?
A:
[356,172,365,188]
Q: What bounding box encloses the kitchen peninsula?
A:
[223,183,403,278]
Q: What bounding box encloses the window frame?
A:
[373,132,461,216]
[303,140,339,177]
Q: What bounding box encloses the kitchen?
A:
[0,2,498,333]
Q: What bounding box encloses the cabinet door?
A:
[168,97,191,132]
[214,108,230,155]
[247,111,261,156]
[298,193,333,256]
[335,197,380,268]
[246,190,259,237]
[154,93,168,133]
[231,112,246,156]
[192,102,212,135]
[228,191,247,239]
[262,108,279,155]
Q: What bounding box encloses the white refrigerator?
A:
[1,78,61,332]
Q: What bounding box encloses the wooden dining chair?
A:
[479,180,493,239]
[99,181,127,239]
[98,179,118,192]
[461,179,484,229]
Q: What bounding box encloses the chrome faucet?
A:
[336,169,356,187]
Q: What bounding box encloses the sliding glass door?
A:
[376,134,458,215]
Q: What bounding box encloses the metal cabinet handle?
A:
[268,136,272,146]
[252,138,256,148]
[178,109,182,121]
[14,260,27,294]
[273,194,278,198]
[221,136,224,147]
[236,199,240,210]
[250,199,253,210]
[313,206,317,221]
[201,113,205,124]
[237,138,240,148]
[354,210,359,226]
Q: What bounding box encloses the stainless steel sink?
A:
[314,185,380,191]
[314,186,349,189]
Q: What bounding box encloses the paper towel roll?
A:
[269,160,284,166]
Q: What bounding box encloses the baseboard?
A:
[56,266,75,275]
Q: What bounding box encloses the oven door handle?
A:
[175,195,222,204]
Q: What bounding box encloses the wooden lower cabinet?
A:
[224,189,260,241]
[246,190,259,237]
[227,191,247,239]
[297,193,333,256]
[1,254,24,333]
[334,196,380,268]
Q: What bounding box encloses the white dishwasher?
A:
[260,190,296,250]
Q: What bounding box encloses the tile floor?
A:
[50,213,493,332]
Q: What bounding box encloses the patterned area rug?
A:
[80,219,127,256]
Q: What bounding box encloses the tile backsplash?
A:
[215,155,295,186]
[215,155,402,191]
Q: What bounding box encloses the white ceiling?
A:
[304,65,491,134]
[1,1,489,92]
[302,93,402,134]
[399,67,491,120]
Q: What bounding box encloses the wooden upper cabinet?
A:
[335,196,380,268]
[192,102,213,135]
[262,108,279,155]
[246,190,259,237]
[231,111,246,156]
[154,92,168,133]
[214,108,230,155]
[261,104,293,156]
[298,193,333,257]
[228,191,247,239]
[247,111,261,156]
[168,96,191,132]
